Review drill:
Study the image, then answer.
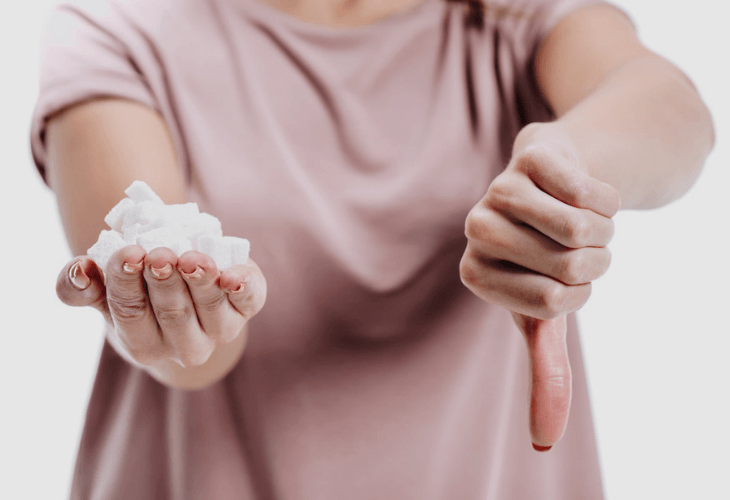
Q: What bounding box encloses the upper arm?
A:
[46,98,186,256]
[534,3,656,117]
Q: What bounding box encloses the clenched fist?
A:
[460,124,621,451]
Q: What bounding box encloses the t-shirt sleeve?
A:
[505,0,634,63]
[487,0,634,123]
[30,1,162,185]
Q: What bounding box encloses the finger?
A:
[177,251,247,344]
[218,259,267,321]
[56,257,109,320]
[105,245,165,364]
[512,314,572,451]
[469,212,612,285]
[486,176,615,248]
[460,249,591,320]
[144,247,215,368]
[518,150,621,217]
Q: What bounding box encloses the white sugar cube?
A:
[185,213,223,243]
[124,180,163,204]
[195,235,250,270]
[197,234,232,271]
[162,202,199,224]
[122,223,142,244]
[228,236,251,265]
[87,229,126,272]
[121,201,164,232]
[136,227,191,255]
[87,181,250,274]
[174,239,194,256]
[104,197,135,231]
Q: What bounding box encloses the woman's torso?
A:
[32,0,605,498]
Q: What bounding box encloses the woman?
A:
[31,0,714,498]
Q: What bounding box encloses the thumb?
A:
[511,313,572,452]
[56,257,110,321]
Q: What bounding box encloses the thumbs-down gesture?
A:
[460,126,621,451]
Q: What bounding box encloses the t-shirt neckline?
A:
[238,0,440,37]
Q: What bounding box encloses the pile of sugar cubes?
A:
[87,180,250,274]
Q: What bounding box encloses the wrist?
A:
[512,122,588,175]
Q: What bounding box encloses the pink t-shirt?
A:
[31,0,613,498]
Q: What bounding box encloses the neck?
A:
[256,0,426,28]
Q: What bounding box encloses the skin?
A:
[48,99,267,391]
[461,4,714,450]
[48,1,714,450]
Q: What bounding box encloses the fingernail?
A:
[150,263,173,279]
[69,262,90,290]
[181,266,205,280]
[532,443,552,452]
[227,282,246,295]
[123,261,144,274]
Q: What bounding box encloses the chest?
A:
[158,2,513,291]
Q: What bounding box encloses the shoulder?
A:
[50,0,187,19]
[46,0,216,41]
[534,2,653,116]
[466,1,616,70]
[481,0,611,42]
[40,0,230,81]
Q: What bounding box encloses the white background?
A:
[1,0,728,498]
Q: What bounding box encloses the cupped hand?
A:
[459,137,620,451]
[56,245,266,382]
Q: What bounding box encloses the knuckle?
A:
[107,295,148,321]
[459,252,479,288]
[464,208,484,241]
[566,179,592,207]
[537,282,565,319]
[148,276,180,293]
[560,252,586,285]
[465,210,501,246]
[484,177,513,212]
[516,145,545,172]
[154,303,195,325]
[562,213,591,247]
[194,292,228,314]
[533,374,569,389]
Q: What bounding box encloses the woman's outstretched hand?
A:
[56,245,267,390]
[459,126,621,451]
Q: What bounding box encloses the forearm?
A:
[50,100,262,392]
[519,56,715,210]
